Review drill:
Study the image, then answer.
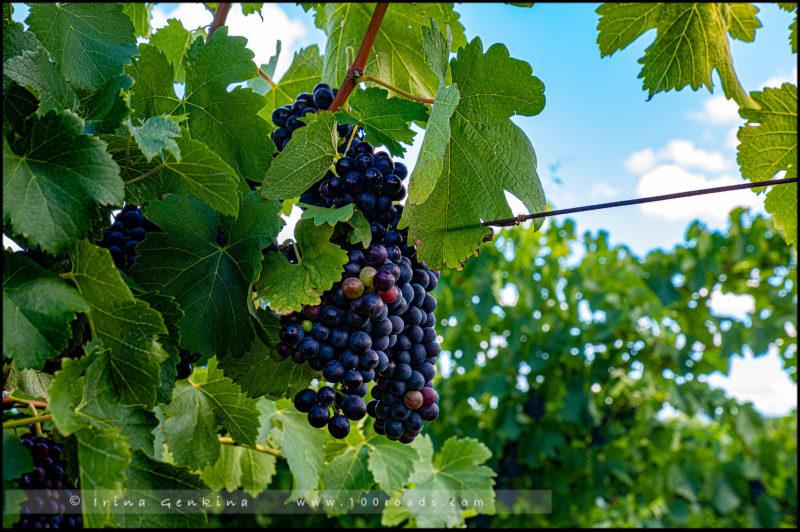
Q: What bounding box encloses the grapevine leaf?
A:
[126,115,182,162]
[334,88,428,156]
[148,19,206,83]
[261,111,338,199]
[596,3,761,104]
[3,110,124,254]
[400,38,546,269]
[112,451,209,528]
[75,427,132,528]
[313,3,466,100]
[737,83,797,245]
[132,193,283,356]
[242,3,264,17]
[254,45,323,111]
[122,3,152,38]
[81,73,134,135]
[764,181,798,246]
[367,440,421,493]
[161,379,221,469]
[398,435,496,528]
[263,40,281,79]
[200,444,243,492]
[258,398,328,501]
[2,250,89,370]
[202,358,262,446]
[421,19,452,87]
[3,430,34,480]
[255,219,348,313]
[2,21,42,63]
[300,203,355,226]
[4,365,53,401]
[2,481,25,528]
[3,47,79,112]
[321,443,373,516]
[71,240,167,408]
[239,446,277,497]
[125,44,178,117]
[136,291,184,404]
[406,84,459,206]
[346,211,372,248]
[48,356,94,435]
[218,336,319,399]
[25,3,139,91]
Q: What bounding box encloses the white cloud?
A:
[706,345,797,417]
[150,4,307,80]
[624,148,656,173]
[635,165,762,222]
[687,94,741,124]
[707,287,755,321]
[589,182,619,200]
[658,139,730,173]
[725,126,739,150]
[762,65,797,88]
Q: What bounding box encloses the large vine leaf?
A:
[738,83,797,245]
[2,20,42,63]
[111,451,209,528]
[596,3,761,105]
[131,192,283,356]
[3,110,124,254]
[122,3,152,39]
[218,335,318,399]
[136,291,184,405]
[200,443,242,491]
[3,430,34,480]
[200,444,277,497]
[126,116,182,162]
[74,427,132,528]
[261,111,338,199]
[3,47,79,112]
[367,439,421,493]
[25,3,139,91]
[258,398,328,501]
[3,250,89,370]
[311,3,466,100]
[321,432,373,516]
[400,38,546,269]
[81,73,134,135]
[253,45,324,113]
[70,240,168,408]
[148,19,206,83]
[334,87,428,156]
[255,218,348,313]
[127,29,274,183]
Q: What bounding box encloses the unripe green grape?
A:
[301,319,314,333]
[360,266,377,288]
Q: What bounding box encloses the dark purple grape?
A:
[328,414,351,439]
[384,419,404,439]
[342,395,367,420]
[272,106,291,127]
[280,324,304,346]
[308,405,331,428]
[323,360,345,382]
[294,389,318,413]
[336,157,355,176]
[392,162,408,180]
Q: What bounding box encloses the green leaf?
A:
[242,3,264,17]
[321,443,373,516]
[112,451,209,528]
[258,398,328,501]
[3,110,123,254]
[3,430,34,480]
[261,111,338,199]
[313,3,466,100]
[3,250,89,370]
[2,479,26,528]
[200,443,242,491]
[48,356,94,435]
[255,45,323,111]
[367,440,420,492]
[262,40,281,80]
[398,435,496,528]
[148,19,206,83]
[400,38,546,269]
[421,19,452,87]
[255,219,348,313]
[239,446,277,497]
[218,335,319,399]
[300,203,355,226]
[26,3,138,91]
[161,379,222,469]
[710,476,741,514]
[3,47,79,112]
[2,21,42,63]
[70,240,167,408]
[125,44,178,117]
[132,193,283,356]
[334,87,428,156]
[123,3,152,38]
[82,73,134,134]
[136,291,184,405]
[737,83,797,245]
[346,211,372,248]
[4,365,53,400]
[75,427,132,528]
[596,3,761,105]
[406,84,459,206]
[126,115,182,162]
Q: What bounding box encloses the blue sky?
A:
[7,3,797,415]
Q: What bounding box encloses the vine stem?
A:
[327,3,389,112]
[28,403,44,437]
[3,414,53,429]
[124,164,166,186]
[258,68,277,88]
[6,396,49,409]
[218,437,282,458]
[344,125,360,155]
[357,75,435,104]
[207,2,232,42]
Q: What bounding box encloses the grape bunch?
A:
[271,91,441,444]
[270,83,352,152]
[12,432,83,529]
[96,203,159,274]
